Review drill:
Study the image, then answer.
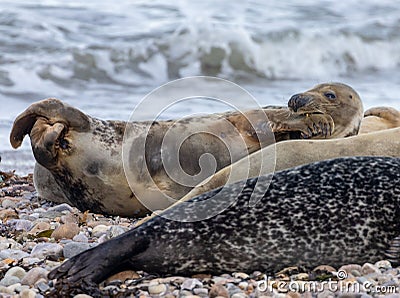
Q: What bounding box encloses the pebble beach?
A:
[1,171,399,298]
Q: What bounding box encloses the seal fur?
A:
[48,156,400,286]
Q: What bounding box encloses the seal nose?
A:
[288,94,310,112]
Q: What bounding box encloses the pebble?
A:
[30,243,63,258]
[36,280,50,292]
[51,222,80,240]
[21,267,49,285]
[148,283,168,295]
[73,295,94,298]
[29,222,51,235]
[48,203,74,213]
[92,224,110,237]
[361,263,381,275]
[233,272,249,279]
[0,249,29,260]
[4,266,26,280]
[63,241,92,258]
[209,284,229,298]
[107,225,126,238]
[73,233,89,243]
[10,219,33,231]
[0,275,20,286]
[375,260,392,270]
[20,289,37,298]
[181,278,203,290]
[2,199,17,209]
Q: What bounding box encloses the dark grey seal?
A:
[49,156,400,287]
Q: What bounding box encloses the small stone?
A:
[233,272,249,279]
[0,285,12,294]
[193,288,208,295]
[29,222,51,235]
[313,265,336,273]
[4,266,26,280]
[292,273,309,281]
[209,284,229,298]
[30,243,63,258]
[2,199,17,209]
[9,283,29,293]
[51,223,80,240]
[20,289,37,298]
[339,264,363,274]
[72,233,89,243]
[106,270,140,283]
[9,219,33,231]
[36,280,50,292]
[74,295,94,298]
[63,242,92,258]
[107,225,126,238]
[0,249,29,260]
[21,267,49,286]
[0,275,20,286]
[21,257,41,266]
[361,263,381,275]
[375,260,392,270]
[148,284,167,295]
[0,209,18,220]
[61,214,78,224]
[181,278,203,290]
[92,224,109,237]
[231,293,248,298]
[238,281,248,290]
[48,203,74,213]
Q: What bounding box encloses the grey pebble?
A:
[73,295,94,298]
[8,219,33,231]
[92,224,110,237]
[36,281,50,292]
[30,243,63,258]
[148,283,168,295]
[2,199,17,209]
[63,242,93,258]
[48,203,74,213]
[72,233,89,243]
[107,225,126,239]
[181,278,203,290]
[0,249,29,260]
[0,275,20,286]
[193,288,208,295]
[21,267,49,286]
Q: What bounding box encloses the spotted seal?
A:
[10,83,362,216]
[359,106,400,134]
[49,156,400,288]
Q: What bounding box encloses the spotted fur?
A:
[49,156,400,283]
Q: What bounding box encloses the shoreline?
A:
[0,172,399,297]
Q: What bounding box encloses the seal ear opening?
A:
[10,98,90,149]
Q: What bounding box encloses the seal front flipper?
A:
[48,229,150,283]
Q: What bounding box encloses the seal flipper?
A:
[48,229,150,283]
[385,235,400,267]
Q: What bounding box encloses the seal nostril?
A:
[288,94,309,112]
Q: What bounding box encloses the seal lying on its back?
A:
[10,83,363,216]
[49,157,400,285]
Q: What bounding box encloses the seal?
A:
[48,156,400,290]
[10,82,362,216]
[359,106,400,134]
[184,127,400,200]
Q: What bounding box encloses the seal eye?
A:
[59,138,69,150]
[325,92,336,100]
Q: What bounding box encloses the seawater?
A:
[0,0,399,174]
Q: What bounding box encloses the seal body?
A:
[360,106,400,134]
[49,157,400,284]
[184,127,400,200]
